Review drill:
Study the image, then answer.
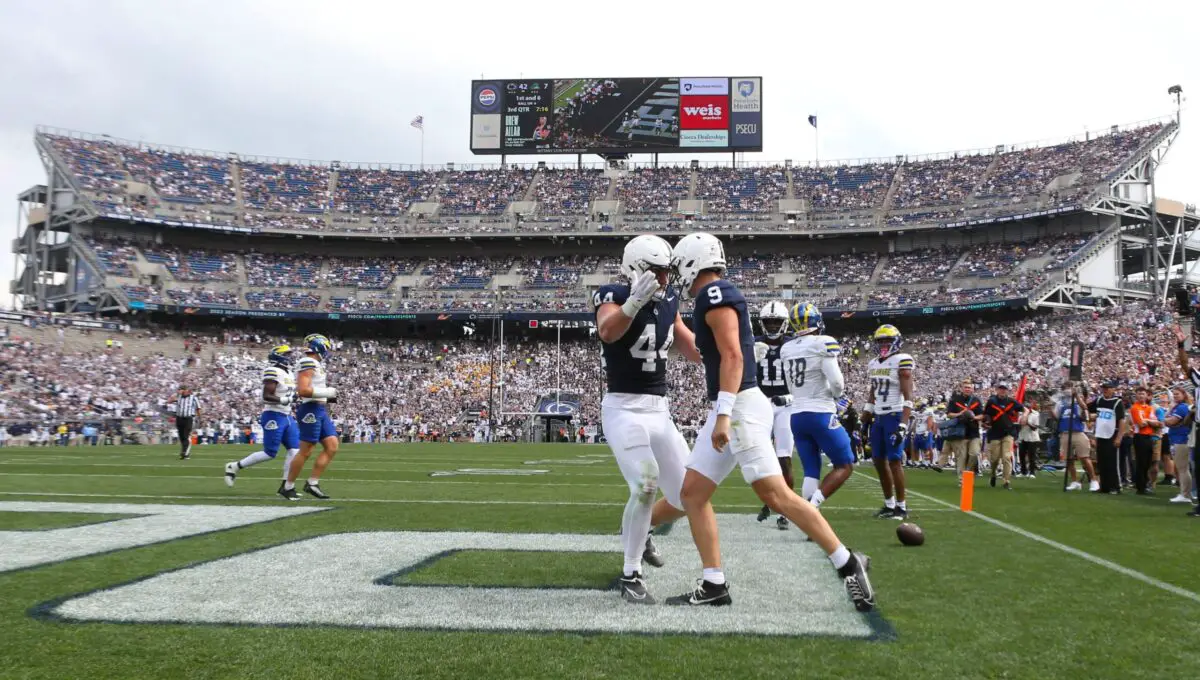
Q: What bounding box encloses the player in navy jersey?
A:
[664,233,874,612]
[593,235,700,605]
[752,300,797,530]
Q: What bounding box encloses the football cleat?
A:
[665,579,732,606]
[838,552,876,612]
[642,536,664,568]
[618,572,655,605]
[223,462,238,487]
[890,507,909,521]
[756,504,771,522]
[776,516,789,531]
[303,481,330,499]
[874,506,895,519]
[277,482,300,501]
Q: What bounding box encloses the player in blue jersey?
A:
[779,302,855,513]
[224,344,299,488]
[864,325,915,519]
[663,233,874,612]
[280,334,339,501]
[752,300,796,530]
[594,235,700,605]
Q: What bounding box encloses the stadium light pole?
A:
[1168,85,1183,126]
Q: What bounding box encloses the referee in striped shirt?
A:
[176,387,200,459]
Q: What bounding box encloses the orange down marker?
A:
[960,471,975,512]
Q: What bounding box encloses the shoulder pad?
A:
[591,284,629,311]
[895,354,915,369]
[297,357,319,372]
[821,336,842,356]
[262,367,280,382]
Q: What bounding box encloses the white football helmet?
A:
[670,233,727,297]
[758,300,789,339]
[621,235,672,300]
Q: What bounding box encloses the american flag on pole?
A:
[410,115,424,130]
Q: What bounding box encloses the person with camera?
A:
[1017,396,1041,477]
[1057,382,1096,492]
[1088,380,1127,494]
[945,380,983,487]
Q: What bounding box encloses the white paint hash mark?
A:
[0,501,326,573]
[48,514,876,637]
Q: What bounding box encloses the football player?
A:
[224,345,299,488]
[913,400,939,469]
[280,334,339,501]
[664,233,874,612]
[594,235,698,605]
[779,302,855,513]
[863,325,914,519]
[752,300,796,530]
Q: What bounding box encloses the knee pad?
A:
[801,476,820,501]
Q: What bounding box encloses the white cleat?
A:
[224,462,238,488]
[1088,480,1100,492]
[1169,494,1192,504]
[1066,481,1082,491]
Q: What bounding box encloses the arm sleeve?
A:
[821,356,845,398]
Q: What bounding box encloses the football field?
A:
[1,442,1197,679]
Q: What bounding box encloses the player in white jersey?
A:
[224,344,299,488]
[752,300,796,530]
[779,303,855,511]
[863,325,914,519]
[911,401,939,468]
[280,334,339,501]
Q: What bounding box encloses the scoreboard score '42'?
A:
[469,76,762,155]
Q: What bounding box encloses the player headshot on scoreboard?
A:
[534,116,550,143]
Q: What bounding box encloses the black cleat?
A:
[277,482,300,501]
[890,507,909,521]
[756,504,771,522]
[642,536,664,568]
[776,516,789,531]
[990,474,997,488]
[618,572,655,605]
[838,552,876,612]
[1188,506,1200,517]
[303,481,329,499]
[665,579,732,606]
[874,506,895,519]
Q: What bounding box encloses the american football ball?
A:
[896,522,925,546]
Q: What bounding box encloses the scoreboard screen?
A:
[470,77,762,155]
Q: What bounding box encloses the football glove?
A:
[771,394,793,407]
[621,271,661,317]
[753,342,770,363]
[278,394,292,406]
[890,422,909,449]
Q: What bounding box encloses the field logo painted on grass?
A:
[0,501,327,573]
[41,515,884,638]
[428,469,550,477]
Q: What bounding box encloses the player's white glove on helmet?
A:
[621,270,661,318]
[753,341,770,363]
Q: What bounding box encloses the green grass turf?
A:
[394,550,617,589]
[0,511,136,531]
[1,443,1198,679]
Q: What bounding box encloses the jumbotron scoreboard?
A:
[469,77,762,155]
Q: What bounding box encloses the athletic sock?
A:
[283,481,295,491]
[801,476,820,501]
[620,488,654,579]
[623,563,641,578]
[828,544,851,570]
[307,477,320,486]
[810,489,826,508]
[884,496,896,509]
[702,567,725,585]
[237,451,272,469]
[897,500,907,511]
[281,449,298,481]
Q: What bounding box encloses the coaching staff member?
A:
[947,380,984,486]
[1088,380,1126,494]
[984,383,1021,489]
[176,387,200,460]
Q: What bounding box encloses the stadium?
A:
[4,57,1200,680]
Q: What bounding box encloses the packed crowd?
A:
[244,253,321,288]
[142,245,237,281]
[41,122,1166,232]
[166,287,240,307]
[789,252,877,287]
[324,257,419,289]
[244,290,321,311]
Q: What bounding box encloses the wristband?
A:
[902,400,914,409]
[312,386,337,399]
[862,403,874,414]
[715,391,737,417]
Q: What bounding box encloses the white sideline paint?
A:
[854,472,1200,605]
[0,490,952,512]
[48,514,876,637]
[0,501,325,573]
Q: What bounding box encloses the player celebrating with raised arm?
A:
[780,302,856,513]
[594,235,699,605]
[225,345,299,488]
[752,300,797,530]
[664,234,874,611]
[280,334,339,501]
[863,325,914,519]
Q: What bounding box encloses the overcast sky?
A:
[0,0,1195,306]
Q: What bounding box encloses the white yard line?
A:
[853,471,1200,604]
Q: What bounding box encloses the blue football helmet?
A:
[303,334,332,360]
[267,344,294,368]
[789,302,824,336]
